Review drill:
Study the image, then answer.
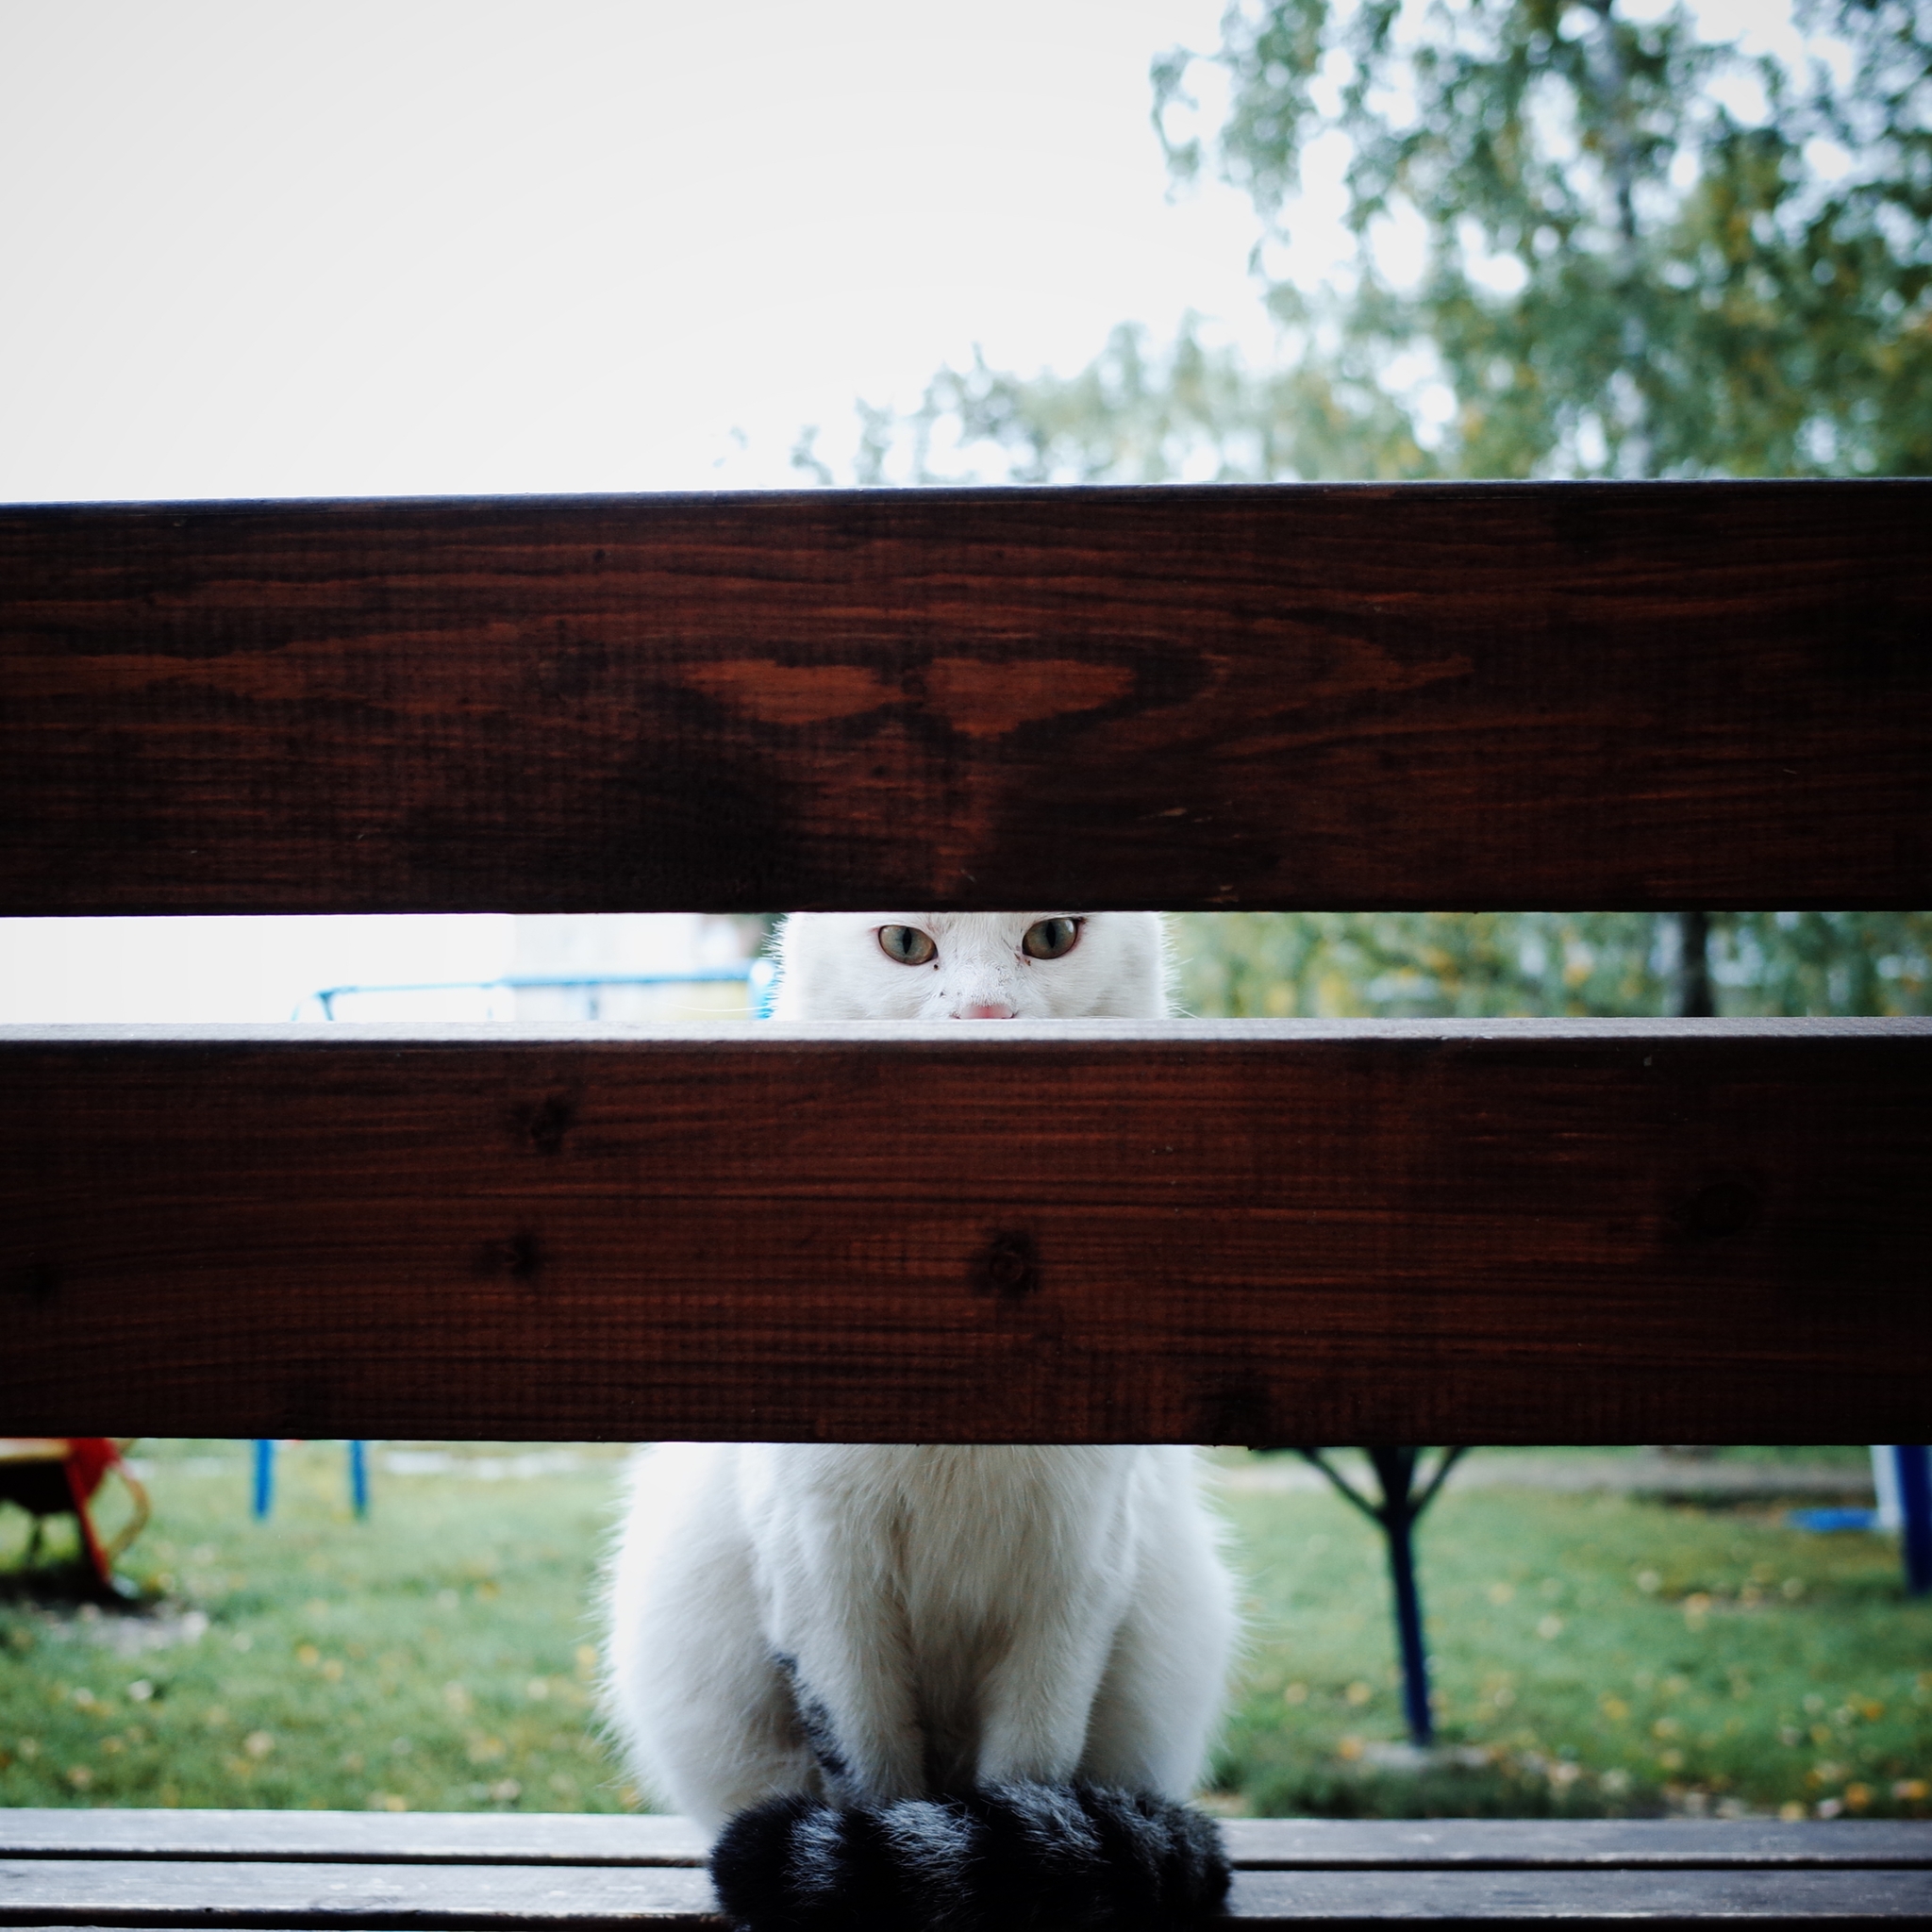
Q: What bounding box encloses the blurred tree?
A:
[1173,0,1929,481]
[866,0,1930,485]
[1168,909,1932,1018]
[886,317,1433,483]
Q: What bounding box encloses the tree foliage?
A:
[1165,0,1932,479]
[872,319,1433,483]
[859,0,1930,484]
[1169,909,1932,1018]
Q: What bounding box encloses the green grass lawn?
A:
[3,1441,1927,1821]
[0,1441,633,1813]
[1211,1455,1931,1822]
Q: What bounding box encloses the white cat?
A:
[765,909,1169,1023]
[605,913,1238,1932]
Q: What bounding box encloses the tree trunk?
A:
[1673,910,1713,1017]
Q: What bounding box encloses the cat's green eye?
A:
[1022,917,1082,960]
[877,924,938,966]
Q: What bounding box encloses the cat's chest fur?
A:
[745,1443,1142,1653]
[742,1444,1152,1788]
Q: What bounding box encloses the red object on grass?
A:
[0,1437,149,1590]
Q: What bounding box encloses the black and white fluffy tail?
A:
[709,1781,1230,1932]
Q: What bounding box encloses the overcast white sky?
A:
[0,0,1809,507]
[0,0,1286,504]
[0,0,1807,1020]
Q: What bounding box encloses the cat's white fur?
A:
[605,912,1236,1835]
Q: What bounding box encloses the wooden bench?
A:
[3,480,1929,1923]
[6,1809,1931,1927]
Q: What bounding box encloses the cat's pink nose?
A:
[955,1002,1015,1020]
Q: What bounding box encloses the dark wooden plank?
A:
[6,1812,1926,1872]
[7,1858,1931,1924]
[4,1019,1925,1443]
[3,483,1926,916]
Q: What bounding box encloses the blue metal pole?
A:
[1370,1448,1434,1746]
[348,1441,369,1519]
[251,1440,274,1520]
[1895,1445,1932,1597]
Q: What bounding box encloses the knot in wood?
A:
[972,1229,1040,1299]
[516,1093,575,1156]
[1679,1180,1759,1241]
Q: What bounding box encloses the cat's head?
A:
[771,912,1168,1021]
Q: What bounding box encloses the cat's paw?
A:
[708,1781,1229,1932]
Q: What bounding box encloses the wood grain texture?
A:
[5,1857,1930,1925]
[6,1812,1925,1872]
[1224,1866,1932,1922]
[4,1020,1924,1444]
[1218,1822,1932,1870]
[0,1857,716,1926]
[0,1813,708,1866]
[3,483,1926,915]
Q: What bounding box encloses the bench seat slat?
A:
[3,483,1927,916]
[6,1020,1925,1444]
[7,1853,1931,1926]
[0,1859,713,1927]
[5,1814,1929,1873]
[1224,1820,1932,1869]
[1230,1865,1932,1922]
[0,1814,708,1866]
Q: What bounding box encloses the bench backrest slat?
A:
[6,1019,1924,1445]
[4,482,1927,916]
